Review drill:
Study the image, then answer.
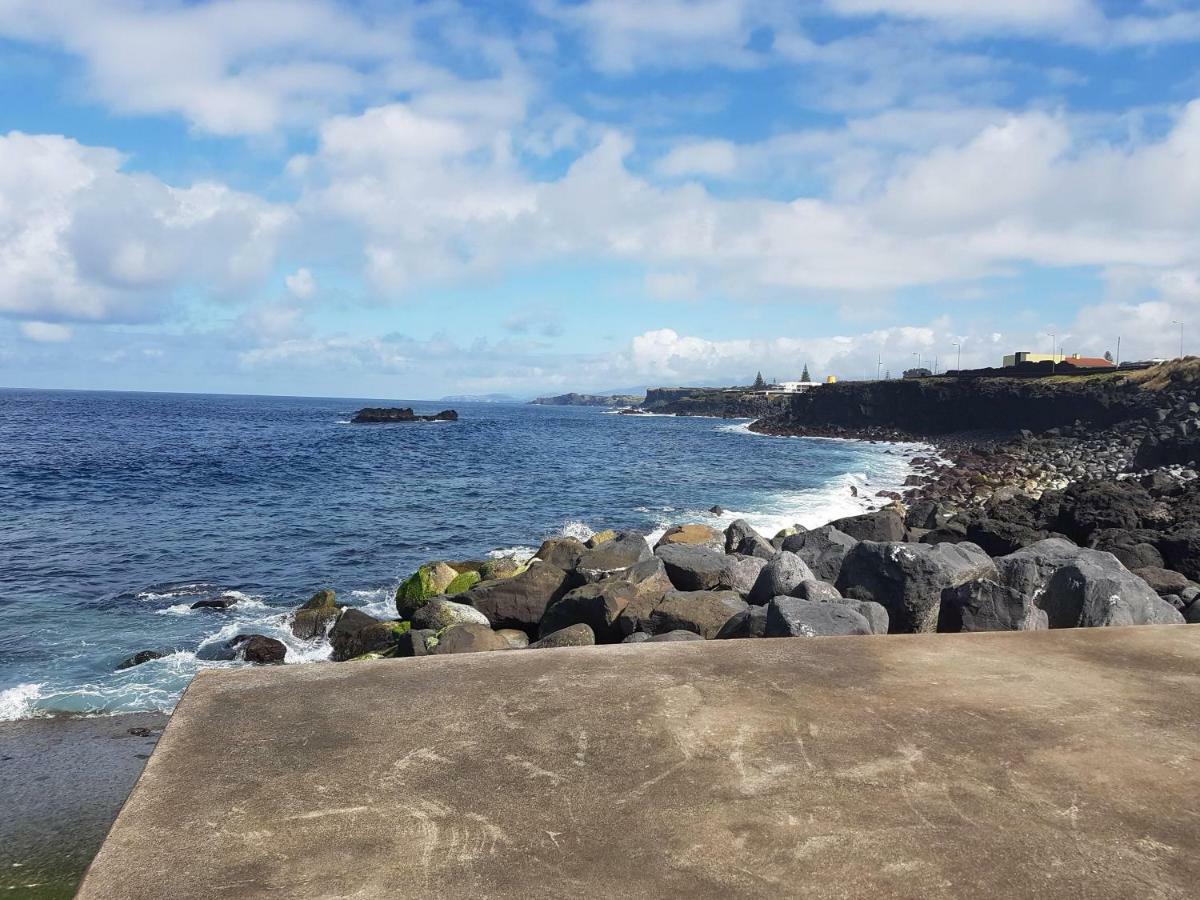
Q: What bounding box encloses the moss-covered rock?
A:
[291,588,343,640]
[395,562,458,617]
[412,598,490,631]
[479,558,527,581]
[445,570,481,595]
[587,530,617,548]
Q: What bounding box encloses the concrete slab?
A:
[79,627,1200,899]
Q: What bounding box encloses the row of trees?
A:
[753,364,811,389]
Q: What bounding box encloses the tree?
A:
[801,363,811,382]
[1104,350,1114,362]
[753,371,766,389]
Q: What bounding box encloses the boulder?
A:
[721,555,769,594]
[586,530,617,547]
[478,558,525,581]
[232,634,287,665]
[540,581,635,643]
[829,509,906,543]
[396,628,436,658]
[781,526,858,583]
[836,541,996,633]
[116,650,165,670]
[714,605,769,639]
[462,563,578,635]
[621,632,651,644]
[963,519,1049,556]
[432,624,511,655]
[747,552,815,605]
[444,571,481,595]
[1187,603,1200,625]
[576,532,652,577]
[1053,481,1163,544]
[789,579,842,603]
[533,537,587,571]
[395,562,459,618]
[906,500,951,531]
[291,589,342,640]
[495,629,530,649]
[646,590,748,639]
[647,630,704,642]
[1089,529,1165,571]
[939,580,1048,632]
[529,624,596,649]
[330,611,410,662]
[724,519,761,553]
[411,598,490,631]
[764,597,872,638]
[1160,527,1200,581]
[841,599,890,635]
[655,524,722,548]
[654,544,735,592]
[1133,566,1194,596]
[1041,553,1185,628]
[993,538,1084,598]
[191,595,239,611]
[612,557,675,636]
[724,519,774,559]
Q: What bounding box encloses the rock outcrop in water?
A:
[351,407,458,424]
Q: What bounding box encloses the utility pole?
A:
[1172,320,1184,358]
[1049,332,1057,374]
[876,354,882,381]
[953,342,961,372]
[1116,336,1121,367]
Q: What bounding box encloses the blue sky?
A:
[1,0,1199,398]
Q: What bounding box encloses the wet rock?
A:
[432,623,512,655]
[191,595,239,611]
[463,563,578,635]
[836,541,996,633]
[232,634,287,665]
[646,590,748,639]
[540,581,635,643]
[330,610,409,661]
[116,650,165,670]
[747,551,816,605]
[529,623,596,649]
[939,580,1048,632]
[765,596,872,637]
[411,598,490,631]
[291,589,342,640]
[396,628,436,657]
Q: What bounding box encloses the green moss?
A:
[445,570,481,595]
[387,621,412,637]
[298,588,338,610]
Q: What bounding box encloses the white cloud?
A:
[0,131,289,322]
[825,0,1100,30]
[18,321,72,342]
[656,139,738,177]
[285,267,317,300]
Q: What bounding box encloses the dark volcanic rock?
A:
[1132,566,1194,596]
[351,407,458,424]
[747,551,815,604]
[789,579,843,603]
[939,580,1048,632]
[396,628,436,657]
[463,563,578,635]
[291,589,342,640]
[116,650,165,670]
[575,532,652,576]
[534,537,587,571]
[191,595,239,611]
[329,609,407,661]
[529,623,596,649]
[1089,529,1166,571]
[646,590,748,639]
[233,634,287,664]
[830,509,906,543]
[656,523,723,548]
[540,581,635,643]
[647,630,705,642]
[781,526,859,583]
[723,519,775,559]
[836,541,996,633]
[1041,552,1185,628]
[654,544,735,592]
[1160,528,1200,581]
[714,604,769,639]
[963,519,1050,556]
[722,555,769,594]
[611,557,675,636]
[433,623,511,655]
[1052,481,1163,544]
[765,596,872,638]
[993,538,1084,598]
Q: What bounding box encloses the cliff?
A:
[530,393,644,407]
[642,387,790,418]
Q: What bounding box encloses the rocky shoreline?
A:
[116,361,1199,671]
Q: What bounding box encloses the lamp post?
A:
[953,342,961,372]
[1172,320,1184,358]
[1049,332,1057,374]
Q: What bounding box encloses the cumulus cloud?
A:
[18,321,72,342]
[285,267,317,300]
[0,131,289,323]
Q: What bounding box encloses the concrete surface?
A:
[0,712,165,899]
[79,627,1200,899]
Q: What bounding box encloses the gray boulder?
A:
[765,597,872,638]
[830,509,906,543]
[576,532,652,577]
[939,580,1048,632]
[841,599,889,635]
[836,541,996,633]
[714,604,769,639]
[529,623,596,649]
[747,551,815,605]
[612,557,675,636]
[411,597,490,632]
[1132,566,1194,596]
[655,544,735,591]
[647,630,705,642]
[235,635,287,665]
[1041,554,1185,628]
[782,525,858,582]
[720,554,769,594]
[724,520,774,559]
[291,589,342,640]
[646,590,748,639]
[496,628,530,649]
[621,632,650,643]
[433,623,512,655]
[396,628,436,657]
[540,581,635,643]
[533,537,587,571]
[790,579,842,603]
[329,609,382,661]
[463,563,578,634]
[993,538,1083,599]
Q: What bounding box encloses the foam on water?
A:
[0,683,44,722]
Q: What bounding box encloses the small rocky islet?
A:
[120,360,1200,669]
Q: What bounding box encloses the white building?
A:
[776,380,821,393]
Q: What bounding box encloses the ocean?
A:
[0,389,928,720]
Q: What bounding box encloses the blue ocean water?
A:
[0,389,927,720]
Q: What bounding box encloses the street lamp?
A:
[1172,321,1184,358]
[1049,332,1057,373]
[952,342,961,372]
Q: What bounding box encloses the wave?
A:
[0,683,44,721]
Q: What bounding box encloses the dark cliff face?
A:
[754,376,1155,436]
[642,388,789,418]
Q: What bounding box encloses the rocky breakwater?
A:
[351,407,458,424]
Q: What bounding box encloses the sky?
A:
[1,0,1199,399]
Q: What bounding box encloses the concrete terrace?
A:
[79,626,1200,899]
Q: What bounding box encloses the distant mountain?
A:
[437,393,521,403]
[530,392,645,407]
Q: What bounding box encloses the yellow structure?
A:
[1002,351,1066,367]
[825,375,838,384]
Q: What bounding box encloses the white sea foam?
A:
[557,520,595,542]
[487,545,537,563]
[0,683,44,721]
